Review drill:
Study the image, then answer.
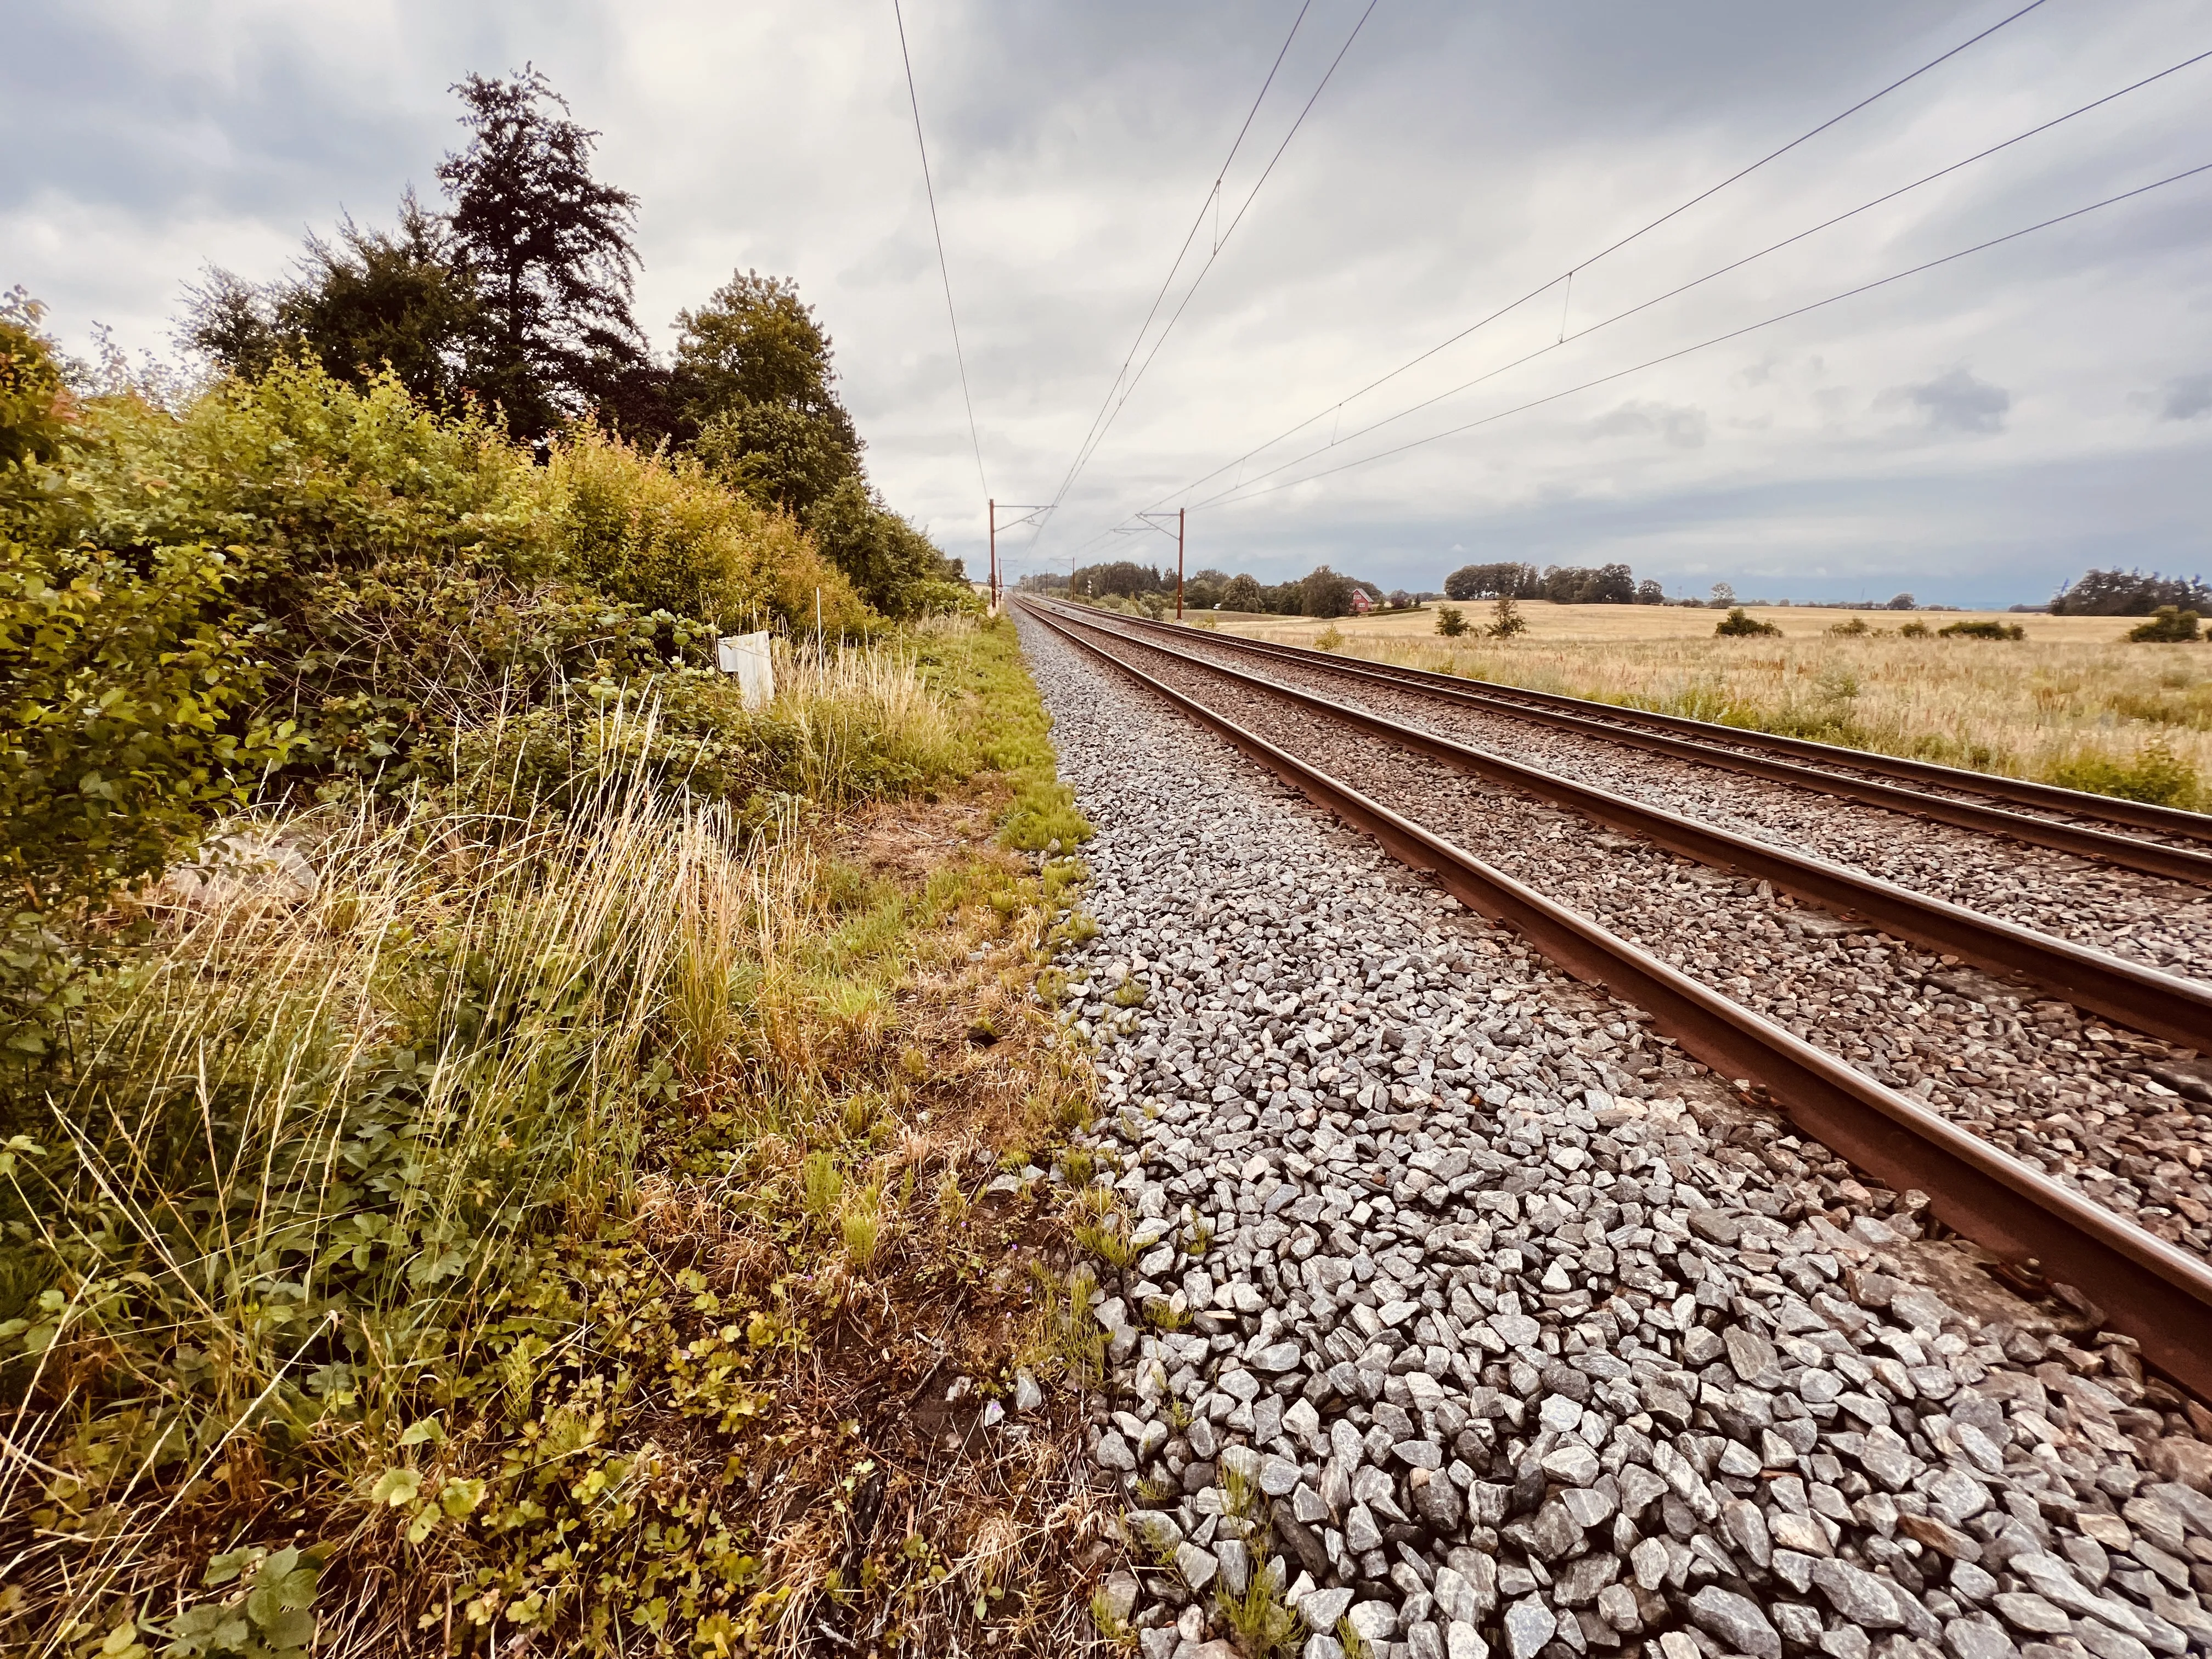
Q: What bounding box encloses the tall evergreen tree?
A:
[438,67,653,442]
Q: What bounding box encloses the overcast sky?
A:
[7,0,2210,603]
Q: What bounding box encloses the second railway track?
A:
[1016,597,2212,1395]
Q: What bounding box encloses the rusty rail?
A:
[1039,602,2212,1049]
[1043,600,2212,879]
[1020,599,2212,1398]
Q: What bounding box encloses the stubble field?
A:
[1180,602,2210,808]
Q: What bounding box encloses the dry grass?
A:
[1188,602,2212,807]
[0,627,1119,1657]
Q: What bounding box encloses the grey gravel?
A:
[1018,612,2212,1659]
[1068,612,2212,1261]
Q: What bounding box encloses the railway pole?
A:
[1134,509,1186,619]
[988,503,1054,613]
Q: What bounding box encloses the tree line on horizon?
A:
[1030,560,1429,618]
[1035,557,2211,618]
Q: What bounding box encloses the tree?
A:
[674,274,855,430]
[1886,592,1917,611]
[438,67,652,443]
[670,272,864,515]
[183,193,481,409]
[1541,563,1635,604]
[1071,561,1165,599]
[1182,567,1231,610]
[1488,595,1527,637]
[802,477,967,619]
[1709,581,1736,608]
[1635,579,1664,605]
[2052,568,2212,616]
[695,401,858,516]
[1298,566,1357,618]
[1222,573,1264,611]
[1445,561,1538,601]
[1435,605,1469,637]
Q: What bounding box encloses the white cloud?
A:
[6,0,2211,603]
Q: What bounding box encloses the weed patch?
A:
[0,633,1118,1656]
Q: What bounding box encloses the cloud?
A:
[4,0,2210,607]
[1894,368,2010,435]
[2161,372,2212,421]
[1589,400,1708,449]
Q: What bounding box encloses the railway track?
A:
[1053,600,2212,877]
[1015,596,2212,1399]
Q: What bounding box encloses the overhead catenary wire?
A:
[1056,0,1381,494]
[892,0,989,497]
[1032,1,1313,541]
[1182,44,2212,512]
[1092,0,2056,544]
[1188,159,2212,510]
[1036,0,1378,552]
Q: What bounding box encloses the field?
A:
[1176,601,2211,809]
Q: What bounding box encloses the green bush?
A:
[1714,607,1780,637]
[1938,619,2025,640]
[2045,740,2200,808]
[551,423,869,635]
[2126,607,2202,644]
[1435,605,1470,637]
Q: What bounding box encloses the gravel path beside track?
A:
[1143,622,2212,984]
[1053,618,2212,1266]
[1018,611,2212,1659]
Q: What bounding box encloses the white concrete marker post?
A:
[716,631,775,709]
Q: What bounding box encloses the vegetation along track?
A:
[1015,598,2212,1398]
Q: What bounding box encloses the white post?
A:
[716,631,776,709]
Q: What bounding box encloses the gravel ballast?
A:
[1132,618,2212,984]
[1048,615,2212,1264]
[1015,610,2212,1659]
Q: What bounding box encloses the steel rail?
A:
[1019,598,2212,1398]
[1040,602,2212,1049]
[1045,599,2212,860]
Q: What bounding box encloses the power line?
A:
[1036,0,1314,535]
[1036,0,1375,544]
[1105,0,2056,537]
[1052,0,1381,505]
[893,0,989,496]
[1189,159,2212,509]
[1186,44,2212,512]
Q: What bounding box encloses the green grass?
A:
[0,629,1104,1657]
[912,615,1092,851]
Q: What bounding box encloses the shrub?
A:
[2046,739,2200,808]
[552,424,868,634]
[1827,616,1872,636]
[1714,607,1780,637]
[1435,605,1470,638]
[1487,596,1527,639]
[1898,619,1931,638]
[2127,607,2202,644]
[1938,619,2025,641]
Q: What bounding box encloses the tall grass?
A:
[1215,620,2212,810]
[0,642,981,1654]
